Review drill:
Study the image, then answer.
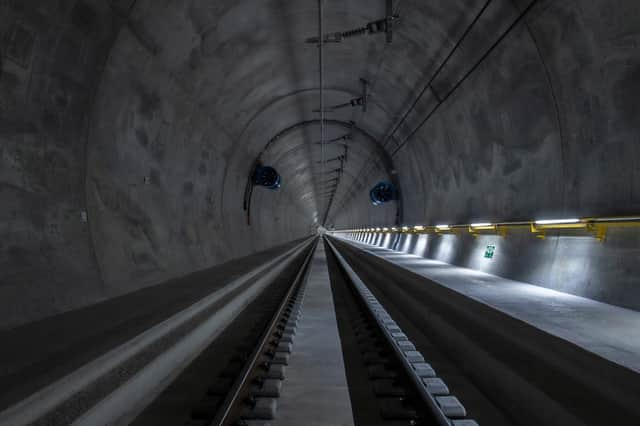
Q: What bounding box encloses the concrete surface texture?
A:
[274,243,354,426]
[332,236,640,425]
[359,226,640,310]
[342,237,640,375]
[0,0,639,330]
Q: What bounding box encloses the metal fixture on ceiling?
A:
[380,0,494,152]
[306,1,399,44]
[322,176,340,184]
[315,167,344,176]
[313,79,369,113]
[313,133,352,144]
[316,155,345,166]
[318,0,326,224]
[321,1,404,229]
[389,0,540,157]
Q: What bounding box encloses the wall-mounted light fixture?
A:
[534,218,581,225]
[468,222,505,237]
[530,218,585,239]
[470,222,493,228]
[337,216,640,242]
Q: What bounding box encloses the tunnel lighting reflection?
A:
[434,234,456,262]
[535,219,580,225]
[415,234,428,255]
[401,233,414,252]
[337,214,640,244]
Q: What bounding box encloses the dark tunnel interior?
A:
[0,1,639,424]
[2,0,638,330]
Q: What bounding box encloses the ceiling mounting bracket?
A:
[305,1,399,45]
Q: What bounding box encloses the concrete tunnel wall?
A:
[0,0,638,330]
[332,1,640,309]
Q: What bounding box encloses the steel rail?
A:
[326,237,471,426]
[212,239,318,425]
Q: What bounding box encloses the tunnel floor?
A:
[1,236,639,425]
[342,237,640,374]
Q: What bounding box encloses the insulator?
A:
[341,27,367,38]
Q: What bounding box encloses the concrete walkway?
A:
[339,237,640,374]
[274,242,354,426]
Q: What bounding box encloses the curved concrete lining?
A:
[0,1,638,326]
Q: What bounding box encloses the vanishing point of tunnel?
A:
[0,1,639,425]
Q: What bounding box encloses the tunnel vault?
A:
[0,0,639,328]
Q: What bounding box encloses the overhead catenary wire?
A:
[325,0,402,224]
[319,0,326,225]
[391,0,540,157]
[381,0,493,150]
[331,0,490,215]
[330,0,539,221]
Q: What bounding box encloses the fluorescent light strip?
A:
[535,219,580,225]
[350,215,640,237]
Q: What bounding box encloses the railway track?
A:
[132,237,479,425]
[132,241,317,426]
[2,236,636,426]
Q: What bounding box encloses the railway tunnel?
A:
[1,0,639,425]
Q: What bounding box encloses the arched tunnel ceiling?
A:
[90,0,495,228]
[2,0,639,328]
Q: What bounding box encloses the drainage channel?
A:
[325,238,478,426]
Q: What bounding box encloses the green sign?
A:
[484,244,496,259]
